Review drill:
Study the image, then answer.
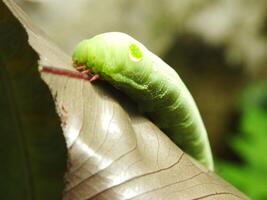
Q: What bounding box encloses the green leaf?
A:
[0,2,67,200]
[217,82,267,200]
[218,164,267,200]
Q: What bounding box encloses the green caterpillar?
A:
[72,32,214,170]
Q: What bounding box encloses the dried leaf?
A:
[4,0,250,199]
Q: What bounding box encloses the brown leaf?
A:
[4,0,250,199]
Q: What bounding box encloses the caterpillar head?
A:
[72,32,147,75]
[72,39,90,68]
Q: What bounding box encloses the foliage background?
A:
[14,0,267,199]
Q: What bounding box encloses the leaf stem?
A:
[39,66,92,81]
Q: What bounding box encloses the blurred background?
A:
[15,0,267,199]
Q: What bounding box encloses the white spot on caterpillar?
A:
[129,52,142,62]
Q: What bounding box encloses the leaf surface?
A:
[4,0,250,199]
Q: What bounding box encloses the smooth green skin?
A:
[72,32,214,170]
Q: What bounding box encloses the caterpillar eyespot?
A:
[72,32,214,170]
[129,43,143,62]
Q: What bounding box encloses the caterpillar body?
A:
[72,32,214,170]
